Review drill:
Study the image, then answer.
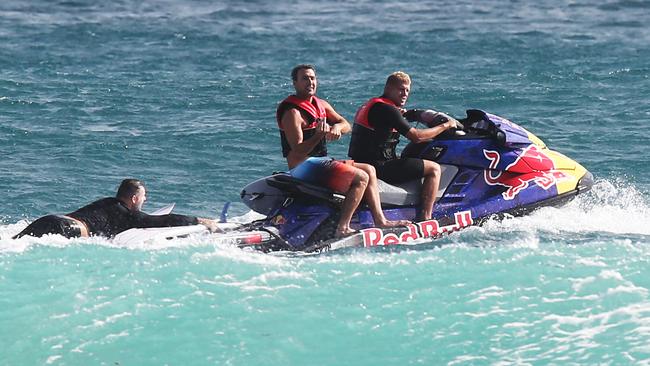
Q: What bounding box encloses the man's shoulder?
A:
[369,101,401,122]
[277,98,297,126]
[92,197,120,205]
[84,197,125,211]
[280,95,331,106]
[313,95,331,105]
[69,197,120,215]
[278,106,304,126]
[370,101,397,113]
[277,96,304,115]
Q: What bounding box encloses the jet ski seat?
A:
[377,179,422,206]
[267,173,346,205]
[267,164,457,208]
[377,164,458,206]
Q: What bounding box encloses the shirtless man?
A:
[277,64,408,236]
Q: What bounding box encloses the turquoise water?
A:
[2,0,650,364]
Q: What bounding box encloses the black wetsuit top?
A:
[67,197,199,237]
[349,102,426,184]
[349,102,412,164]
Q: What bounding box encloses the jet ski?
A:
[238,109,593,252]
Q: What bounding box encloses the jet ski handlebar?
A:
[404,109,461,128]
[404,109,466,136]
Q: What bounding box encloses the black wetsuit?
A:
[13,215,85,239]
[14,197,199,239]
[349,102,424,183]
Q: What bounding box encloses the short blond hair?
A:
[385,71,411,87]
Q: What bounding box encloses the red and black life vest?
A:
[276,95,328,158]
[348,97,401,164]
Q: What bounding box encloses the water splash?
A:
[482,177,650,237]
[2,177,649,256]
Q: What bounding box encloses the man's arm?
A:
[281,108,328,168]
[133,211,220,232]
[197,217,220,232]
[322,99,351,141]
[405,121,457,143]
[371,102,456,144]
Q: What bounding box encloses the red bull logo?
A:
[483,146,568,200]
[361,211,473,247]
[270,215,286,225]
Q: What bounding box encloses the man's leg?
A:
[420,160,442,221]
[12,215,86,239]
[336,168,368,236]
[352,162,410,228]
[292,158,366,237]
[375,158,435,221]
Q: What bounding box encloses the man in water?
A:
[13,179,219,239]
[277,64,408,237]
[348,71,460,221]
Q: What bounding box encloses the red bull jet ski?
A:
[238,109,593,252]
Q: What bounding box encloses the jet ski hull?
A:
[238,110,594,252]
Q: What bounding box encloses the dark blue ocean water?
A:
[2,1,650,364]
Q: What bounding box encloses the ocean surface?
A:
[2,0,650,364]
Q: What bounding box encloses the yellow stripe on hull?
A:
[522,128,588,195]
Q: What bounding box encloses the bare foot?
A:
[414,214,432,223]
[334,227,358,238]
[376,219,411,228]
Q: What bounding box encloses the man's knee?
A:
[354,162,376,177]
[352,168,369,187]
[423,160,441,177]
[363,164,376,177]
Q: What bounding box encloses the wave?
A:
[481,177,650,237]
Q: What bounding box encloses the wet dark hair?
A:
[291,64,316,81]
[116,179,144,200]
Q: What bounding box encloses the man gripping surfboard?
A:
[13,179,219,239]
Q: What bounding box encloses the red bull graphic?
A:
[483,145,568,200]
[361,211,473,247]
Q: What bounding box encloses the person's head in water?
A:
[116,179,147,211]
[291,64,317,99]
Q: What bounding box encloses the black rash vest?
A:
[368,102,413,136]
[348,102,413,164]
[67,197,199,237]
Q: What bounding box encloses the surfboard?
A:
[113,224,208,247]
[112,220,249,247]
[149,203,175,216]
[113,225,275,248]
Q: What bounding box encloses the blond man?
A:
[348,71,459,221]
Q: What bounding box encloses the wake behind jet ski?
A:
[239,109,593,252]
